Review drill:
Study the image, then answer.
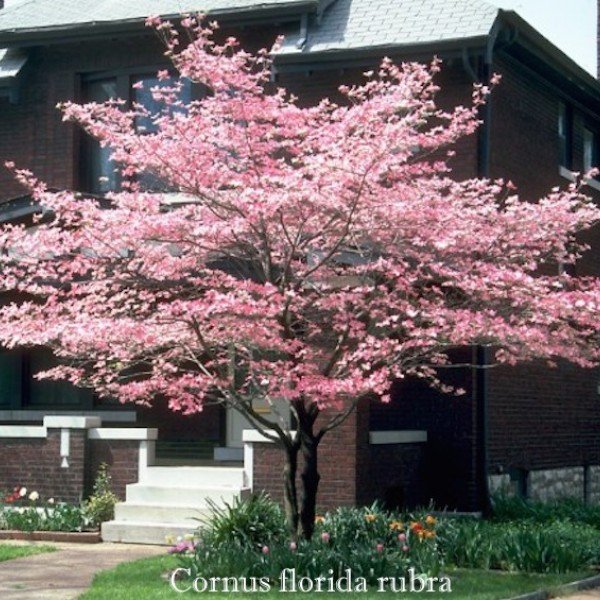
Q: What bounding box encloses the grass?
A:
[80,554,594,599]
[0,542,55,562]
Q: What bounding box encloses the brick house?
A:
[0,0,598,543]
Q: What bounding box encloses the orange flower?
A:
[314,515,325,524]
[365,514,377,523]
[389,520,404,531]
[410,521,424,533]
[424,530,436,539]
[425,515,437,527]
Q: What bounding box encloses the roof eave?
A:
[0,0,318,47]
[497,9,600,101]
[273,35,490,70]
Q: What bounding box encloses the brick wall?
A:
[0,428,86,502]
[252,401,368,510]
[87,439,140,499]
[487,361,600,474]
[0,429,141,502]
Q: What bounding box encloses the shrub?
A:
[84,463,119,527]
[438,518,600,573]
[200,492,286,550]
[491,495,600,529]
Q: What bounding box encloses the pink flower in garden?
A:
[168,541,195,555]
[321,532,330,543]
[262,546,270,555]
[289,542,297,552]
[398,533,406,542]
[402,545,409,552]
[376,543,384,553]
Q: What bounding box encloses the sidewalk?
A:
[0,541,164,599]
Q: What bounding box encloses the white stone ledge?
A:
[88,428,158,441]
[584,177,600,192]
[559,166,577,182]
[0,426,47,438]
[43,416,102,429]
[0,410,136,423]
[369,430,427,445]
[242,429,296,443]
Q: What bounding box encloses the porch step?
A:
[101,465,249,544]
[102,520,197,545]
[125,483,250,506]
[114,502,210,525]
[141,466,245,487]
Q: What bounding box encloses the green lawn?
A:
[0,543,55,562]
[80,554,593,599]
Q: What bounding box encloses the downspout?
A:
[463,18,504,515]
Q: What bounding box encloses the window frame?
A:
[79,66,200,195]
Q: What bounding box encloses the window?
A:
[80,71,194,194]
[558,102,573,169]
[0,347,93,408]
[583,128,598,174]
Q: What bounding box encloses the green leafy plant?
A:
[200,492,286,550]
[492,495,600,529]
[84,463,119,527]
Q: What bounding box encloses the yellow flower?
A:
[314,515,325,524]
[365,514,377,523]
[165,535,175,545]
[425,515,437,527]
[389,520,404,531]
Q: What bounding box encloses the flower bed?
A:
[0,466,117,541]
[1,486,94,533]
[167,494,600,590]
[0,530,101,543]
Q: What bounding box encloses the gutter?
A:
[273,36,490,73]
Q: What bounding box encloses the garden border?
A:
[0,530,101,543]
[506,573,600,600]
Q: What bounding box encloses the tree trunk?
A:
[282,444,300,540]
[298,435,320,540]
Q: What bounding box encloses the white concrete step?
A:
[114,502,210,525]
[141,466,245,487]
[102,520,197,545]
[103,466,249,544]
[125,483,250,506]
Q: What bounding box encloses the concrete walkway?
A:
[0,541,164,600]
[556,593,600,600]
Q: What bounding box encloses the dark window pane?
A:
[558,102,573,169]
[27,348,92,407]
[82,78,119,194]
[0,351,22,407]
[132,75,192,134]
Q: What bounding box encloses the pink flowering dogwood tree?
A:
[1,17,599,540]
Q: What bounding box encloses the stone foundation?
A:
[489,466,600,504]
[529,467,585,502]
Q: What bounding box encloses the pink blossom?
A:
[402,545,409,552]
[376,543,384,553]
[289,542,297,552]
[398,533,406,542]
[261,546,269,555]
[321,532,331,543]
